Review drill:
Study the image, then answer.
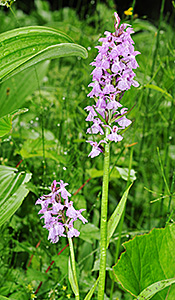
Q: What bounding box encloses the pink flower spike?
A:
[35,179,88,244]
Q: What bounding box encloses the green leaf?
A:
[107,184,132,247]
[17,138,66,164]
[87,167,136,181]
[116,167,137,181]
[0,114,11,137]
[169,145,175,160]
[0,26,88,82]
[84,278,99,300]
[87,168,104,178]
[0,165,32,226]
[132,19,157,33]
[113,224,175,299]
[0,60,49,118]
[0,296,10,300]
[68,257,79,296]
[53,254,68,276]
[0,108,28,137]
[136,278,175,300]
[12,240,36,254]
[92,255,112,272]
[83,185,132,299]
[26,268,48,281]
[144,84,173,101]
[7,291,28,300]
[79,223,100,244]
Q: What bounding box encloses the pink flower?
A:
[35,180,88,243]
[87,140,107,158]
[85,12,140,158]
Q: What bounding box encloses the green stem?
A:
[131,0,136,24]
[110,142,134,299]
[68,237,79,300]
[98,136,110,300]
[10,6,20,27]
[167,171,175,215]
[109,208,125,300]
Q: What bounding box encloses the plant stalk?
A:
[68,237,79,300]
[98,134,110,300]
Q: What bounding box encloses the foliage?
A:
[0,0,175,299]
[113,224,175,299]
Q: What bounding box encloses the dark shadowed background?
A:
[13,0,173,24]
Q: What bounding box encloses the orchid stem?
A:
[68,237,79,300]
[98,130,110,300]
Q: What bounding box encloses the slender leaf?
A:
[68,257,79,297]
[144,84,173,101]
[84,185,132,299]
[0,26,88,82]
[135,278,175,300]
[107,184,132,247]
[0,165,32,226]
[84,278,99,300]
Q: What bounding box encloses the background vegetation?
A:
[0,0,174,299]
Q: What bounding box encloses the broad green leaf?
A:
[0,296,10,300]
[0,26,88,82]
[87,167,136,181]
[136,278,175,300]
[0,61,49,118]
[107,184,132,247]
[6,291,28,300]
[113,224,175,299]
[0,165,32,226]
[53,254,68,275]
[78,242,93,272]
[0,108,28,137]
[144,84,173,101]
[26,268,48,281]
[87,168,104,178]
[0,114,11,137]
[68,257,79,297]
[116,167,137,181]
[87,167,121,179]
[17,138,66,164]
[79,223,100,244]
